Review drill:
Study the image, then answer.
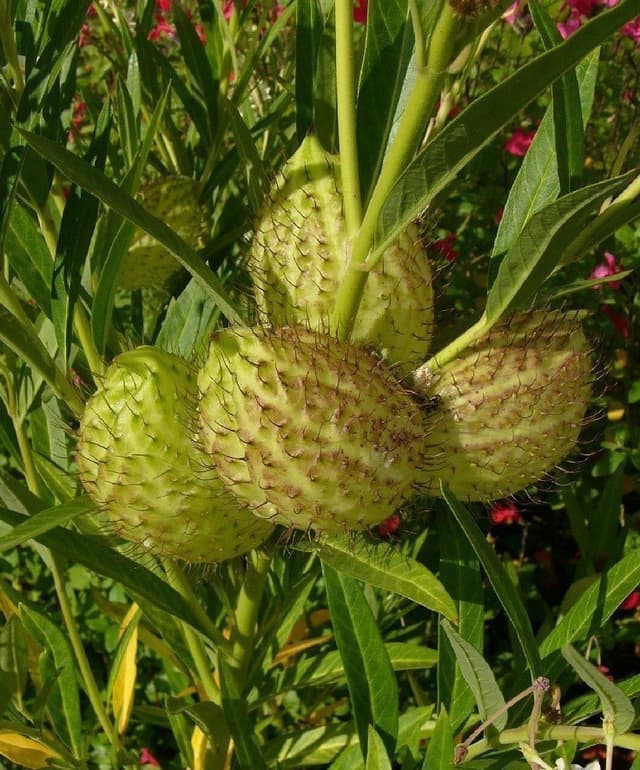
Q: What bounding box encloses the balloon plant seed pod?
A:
[413,311,592,501]
[249,135,435,375]
[197,326,428,535]
[76,347,273,563]
[119,176,211,290]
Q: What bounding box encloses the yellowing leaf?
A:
[0,731,62,769]
[0,591,18,618]
[191,726,209,770]
[608,404,625,421]
[111,603,141,735]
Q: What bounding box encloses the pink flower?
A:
[353,0,368,23]
[621,17,640,42]
[504,126,536,156]
[140,748,161,767]
[597,664,615,681]
[148,17,176,40]
[377,514,401,538]
[564,0,598,16]
[620,590,640,611]
[78,22,91,47]
[155,0,172,11]
[557,13,583,37]
[86,3,97,17]
[503,1,522,24]
[622,89,634,102]
[223,0,236,19]
[489,501,522,526]
[589,251,622,289]
[432,233,459,262]
[72,100,88,130]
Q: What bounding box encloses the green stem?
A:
[462,724,640,762]
[50,555,120,763]
[74,303,105,379]
[415,312,489,380]
[12,415,42,499]
[230,550,271,681]
[162,558,234,657]
[335,0,362,235]
[0,1,25,99]
[331,2,459,340]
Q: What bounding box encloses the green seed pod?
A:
[414,311,592,501]
[77,347,272,562]
[120,177,210,290]
[249,136,434,375]
[197,326,427,534]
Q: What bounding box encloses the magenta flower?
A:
[589,251,622,289]
[489,501,522,525]
[377,514,401,538]
[432,233,459,262]
[620,590,640,611]
[557,13,583,37]
[502,1,522,24]
[353,0,368,23]
[602,306,630,338]
[504,126,536,156]
[140,747,161,767]
[148,17,176,40]
[621,17,640,42]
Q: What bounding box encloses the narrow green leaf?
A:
[311,535,457,621]
[226,100,267,212]
[166,699,229,768]
[540,548,640,656]
[313,9,338,151]
[322,563,399,759]
[219,657,268,770]
[0,507,211,638]
[265,643,437,699]
[173,4,219,125]
[563,673,640,725]
[374,0,640,256]
[437,505,484,733]
[20,604,83,754]
[5,204,52,316]
[485,172,633,323]
[115,77,140,167]
[17,129,244,326]
[295,0,322,140]
[562,644,635,732]
[356,0,412,205]
[441,620,507,731]
[155,278,220,357]
[0,305,83,417]
[529,0,584,193]
[441,485,541,677]
[492,50,598,258]
[0,496,92,553]
[366,726,392,770]
[423,707,455,770]
[52,102,109,366]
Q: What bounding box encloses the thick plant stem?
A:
[415,313,489,380]
[335,0,362,235]
[74,303,105,379]
[230,550,271,681]
[331,2,459,341]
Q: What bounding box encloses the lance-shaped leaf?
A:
[485,171,634,324]
[423,707,455,770]
[322,563,399,760]
[17,129,244,326]
[441,485,541,677]
[441,620,507,731]
[373,0,640,257]
[366,725,392,770]
[0,496,92,553]
[310,536,457,621]
[562,644,634,733]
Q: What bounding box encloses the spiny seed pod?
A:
[413,311,592,501]
[77,347,273,562]
[197,326,428,535]
[249,136,434,375]
[120,177,210,290]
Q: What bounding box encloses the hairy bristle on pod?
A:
[198,326,429,535]
[413,310,592,501]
